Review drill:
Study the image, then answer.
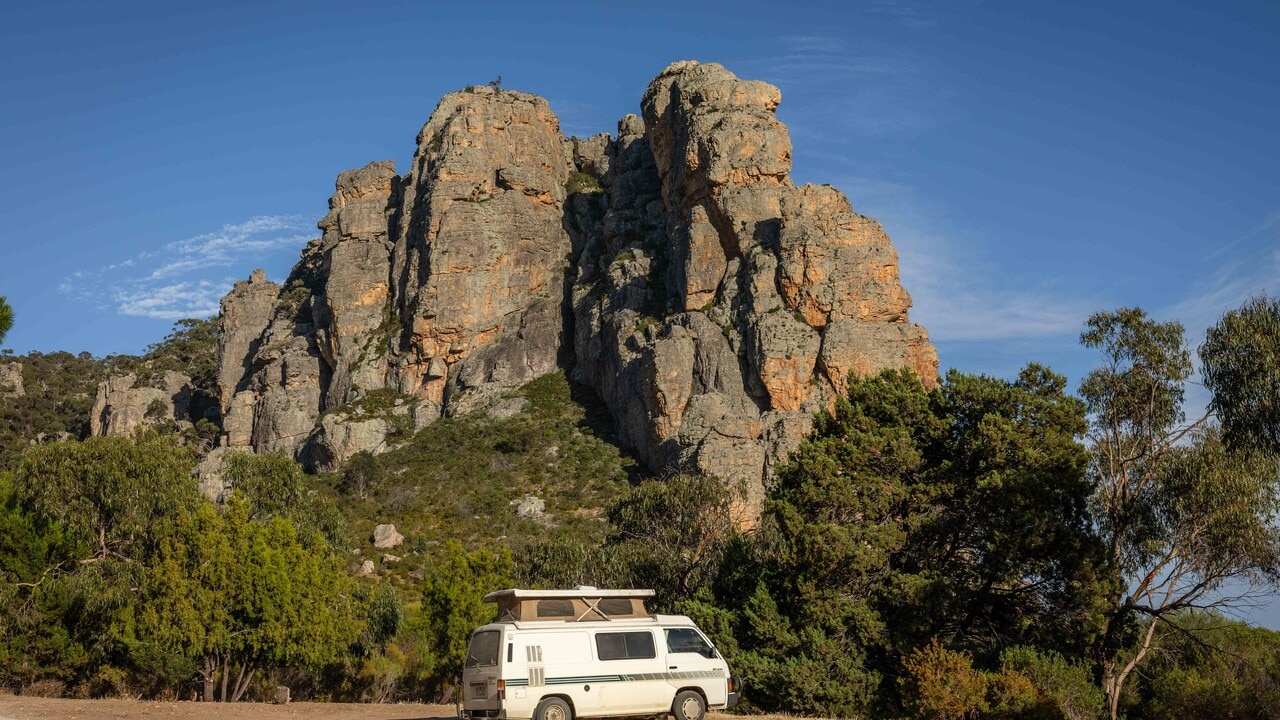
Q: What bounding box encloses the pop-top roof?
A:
[482,587,654,622]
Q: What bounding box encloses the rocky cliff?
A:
[201,62,937,509]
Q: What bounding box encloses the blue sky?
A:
[1,1,1278,611]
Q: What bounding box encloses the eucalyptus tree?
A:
[1080,304,1280,720]
[0,296,12,345]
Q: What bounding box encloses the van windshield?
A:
[467,630,501,668]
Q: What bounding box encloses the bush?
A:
[999,646,1103,720]
[901,640,989,720]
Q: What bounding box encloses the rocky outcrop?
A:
[210,63,937,510]
[566,62,936,511]
[0,362,22,397]
[389,86,573,417]
[90,371,193,437]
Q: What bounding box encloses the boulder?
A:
[372,523,404,549]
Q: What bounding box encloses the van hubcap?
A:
[680,697,701,719]
[546,705,565,720]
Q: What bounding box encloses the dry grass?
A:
[0,696,816,720]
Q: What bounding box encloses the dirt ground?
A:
[0,695,455,720]
[0,697,752,720]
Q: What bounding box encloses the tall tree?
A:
[1201,294,1280,454]
[15,434,198,564]
[1080,306,1280,720]
[138,500,361,701]
[0,296,12,345]
[723,366,1106,716]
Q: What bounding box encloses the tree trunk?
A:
[1101,658,1120,720]
[220,654,230,702]
[201,656,217,702]
[231,663,255,702]
[1101,616,1160,720]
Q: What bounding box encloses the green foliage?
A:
[0,296,12,345]
[223,451,345,548]
[999,646,1103,720]
[605,473,741,608]
[0,351,123,471]
[141,317,219,395]
[695,365,1106,716]
[565,171,603,195]
[416,540,513,695]
[137,500,362,701]
[325,372,634,582]
[1080,305,1280,718]
[1129,612,1280,720]
[15,435,198,562]
[1201,294,1280,454]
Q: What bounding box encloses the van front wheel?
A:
[535,697,572,720]
[672,691,705,720]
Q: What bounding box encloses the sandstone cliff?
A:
[205,62,938,507]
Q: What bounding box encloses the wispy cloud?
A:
[114,280,229,320]
[723,33,949,149]
[1161,213,1280,338]
[834,175,1095,344]
[60,215,311,321]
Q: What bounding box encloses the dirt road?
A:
[0,697,756,720]
[0,695,455,720]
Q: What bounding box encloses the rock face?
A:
[90,371,193,437]
[210,63,937,511]
[0,362,22,397]
[567,62,936,511]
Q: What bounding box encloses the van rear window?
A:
[596,631,656,660]
[467,630,501,667]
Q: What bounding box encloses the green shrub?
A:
[565,171,603,195]
[999,646,1103,720]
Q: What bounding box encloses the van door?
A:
[664,628,728,706]
[464,629,503,714]
[593,629,669,715]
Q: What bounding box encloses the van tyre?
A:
[535,697,572,720]
[672,691,705,720]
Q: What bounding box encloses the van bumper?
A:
[462,711,505,719]
[726,675,742,709]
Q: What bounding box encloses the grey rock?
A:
[357,560,376,576]
[90,371,192,437]
[0,362,23,397]
[486,396,528,420]
[372,523,404,549]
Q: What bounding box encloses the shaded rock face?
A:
[212,63,937,510]
[90,371,193,437]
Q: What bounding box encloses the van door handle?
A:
[669,666,678,669]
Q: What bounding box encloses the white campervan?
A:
[461,587,740,720]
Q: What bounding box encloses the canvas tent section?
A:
[483,587,654,622]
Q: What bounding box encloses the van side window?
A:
[666,628,714,658]
[598,598,634,616]
[596,631,656,660]
[536,599,575,617]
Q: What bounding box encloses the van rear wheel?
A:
[535,696,572,720]
[672,690,705,720]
